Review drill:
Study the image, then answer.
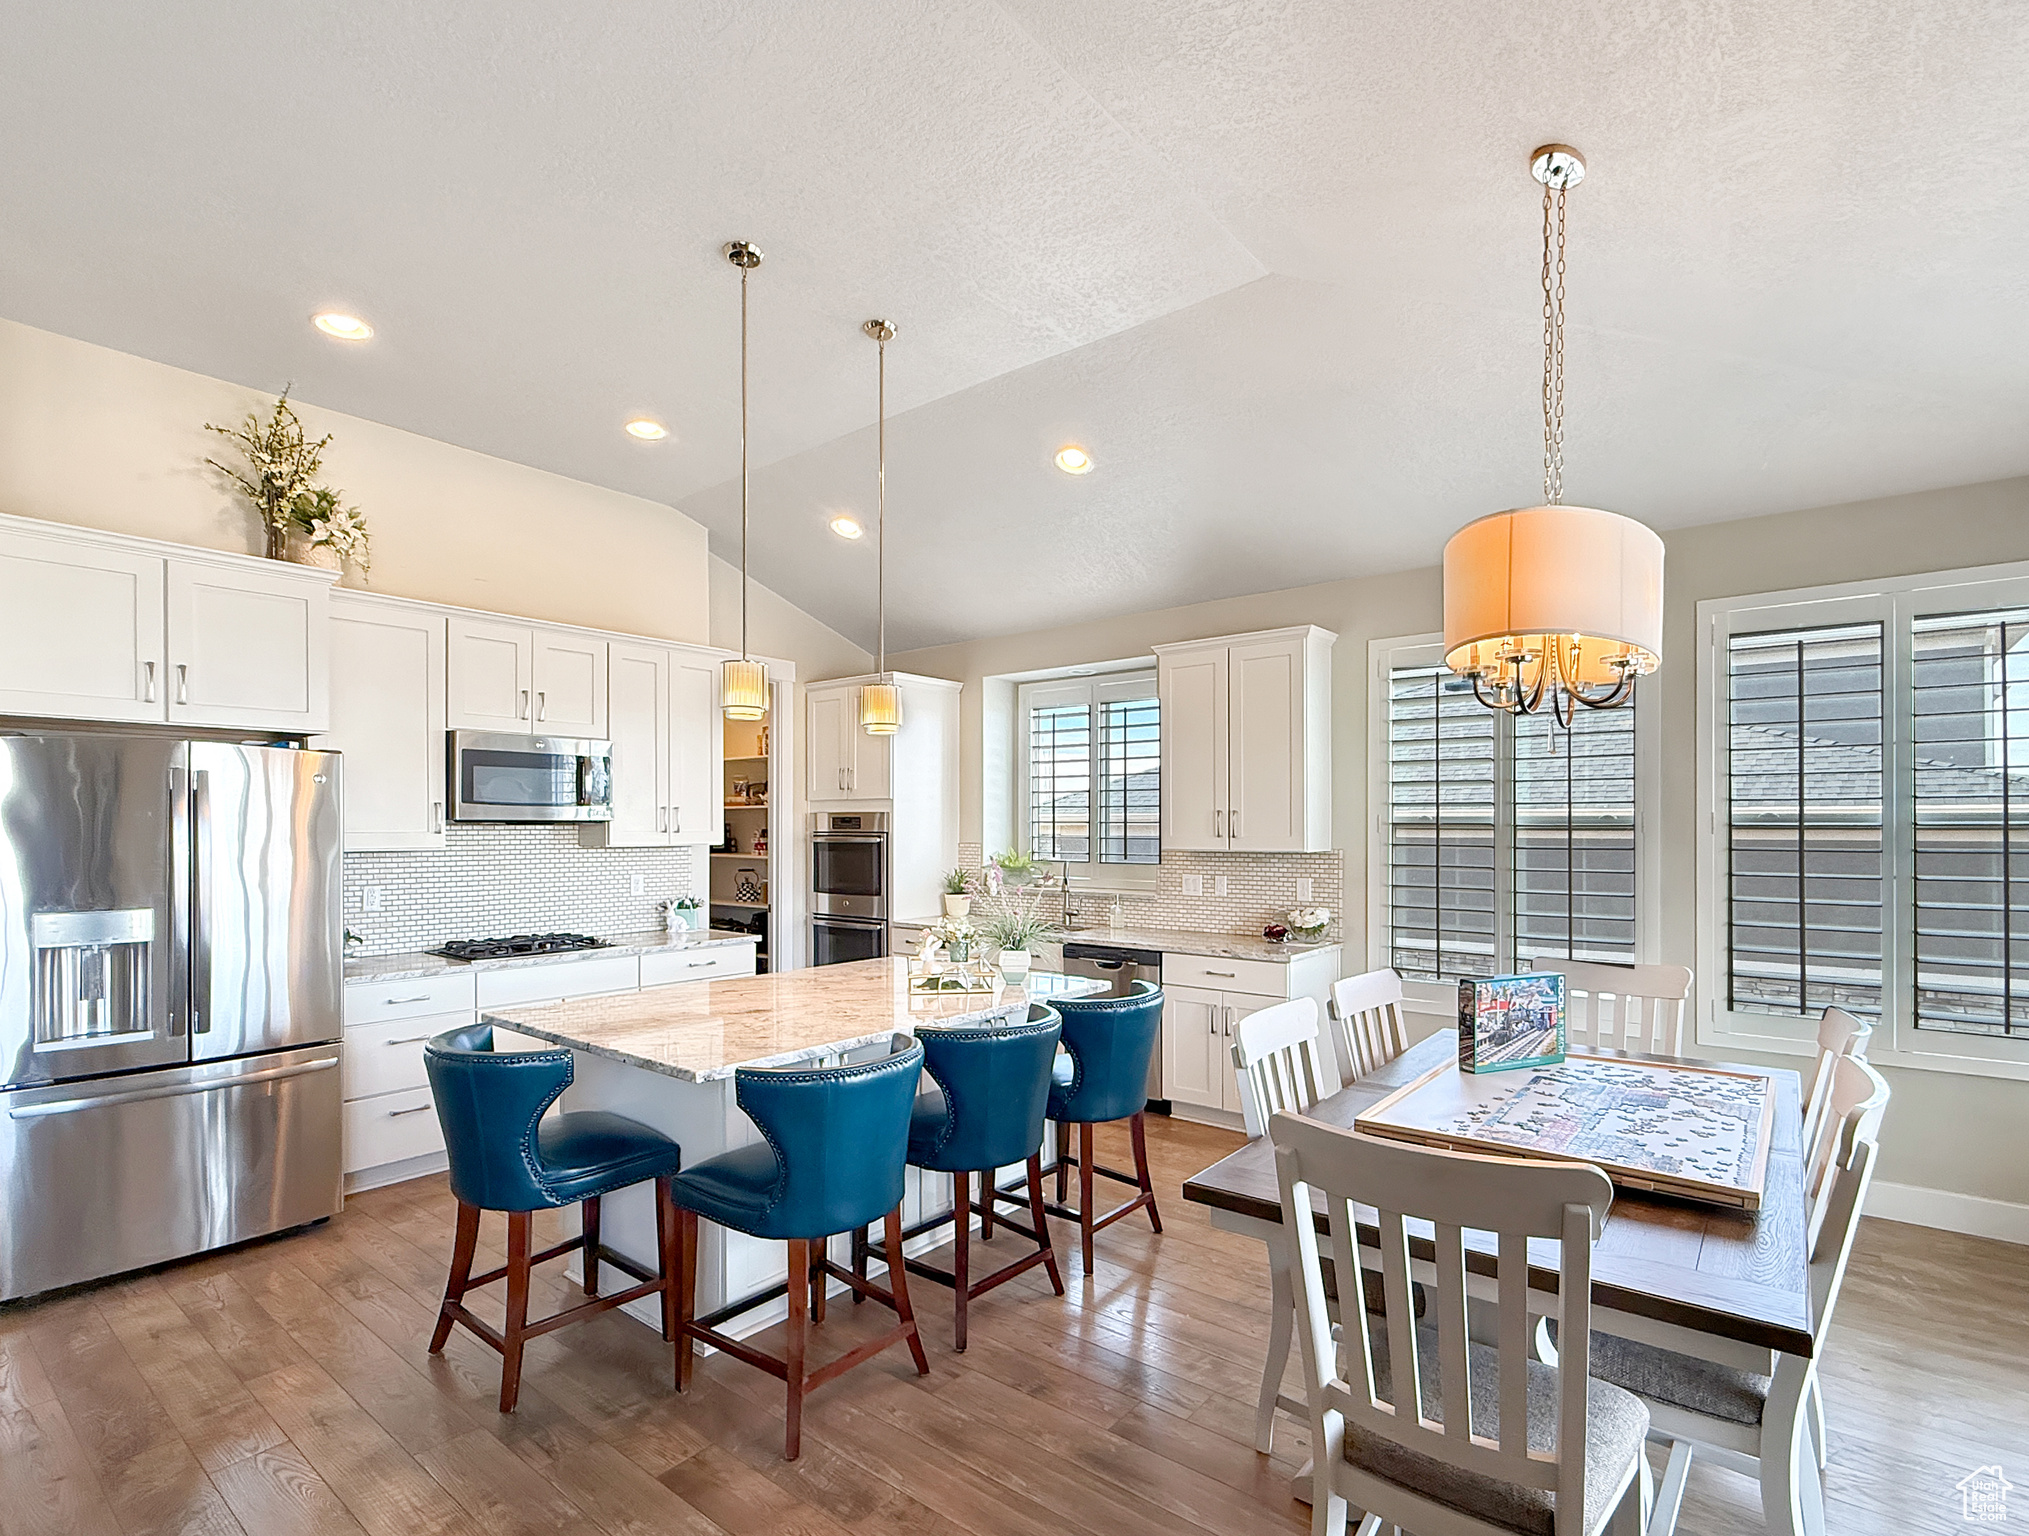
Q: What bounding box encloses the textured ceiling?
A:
[4,2,2027,650]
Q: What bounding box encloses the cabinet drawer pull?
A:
[383,1034,433,1045]
[672,805,682,834]
[1213,809,1222,837]
[431,800,444,834]
[519,689,530,719]
[659,807,668,833]
[1203,969,1236,978]
[143,660,157,702]
[387,1103,434,1117]
[536,690,546,722]
[382,994,432,1005]
[175,663,189,704]
[685,959,715,968]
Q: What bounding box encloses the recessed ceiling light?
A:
[624,417,668,440]
[1054,445,1093,475]
[311,312,373,341]
[829,515,864,540]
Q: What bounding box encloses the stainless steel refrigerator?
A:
[0,733,344,1301]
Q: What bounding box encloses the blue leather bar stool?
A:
[1039,981,1165,1276]
[855,1005,1065,1352]
[423,1024,684,1413]
[670,1043,928,1460]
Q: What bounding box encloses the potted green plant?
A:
[940,867,973,919]
[675,895,706,932]
[992,848,1036,889]
[984,907,1056,984]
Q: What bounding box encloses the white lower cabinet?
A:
[1160,945,1341,1126]
[344,1087,447,1173]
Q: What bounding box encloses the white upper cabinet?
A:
[446,615,534,730]
[1155,625,1335,853]
[588,641,671,848]
[667,648,720,841]
[806,682,854,803]
[447,618,606,736]
[166,557,331,732]
[0,523,167,723]
[321,595,447,851]
[533,629,607,736]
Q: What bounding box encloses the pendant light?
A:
[858,319,902,736]
[720,239,770,723]
[1443,145,1664,725]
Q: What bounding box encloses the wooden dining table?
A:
[1182,1029,1814,1461]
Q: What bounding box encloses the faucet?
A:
[1060,868,1079,930]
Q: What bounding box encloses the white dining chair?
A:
[1272,1112,1651,1536]
[1528,959,1694,1055]
[1590,1056,1890,1536]
[1327,967,1412,1082]
[1229,996,1339,1453]
[1799,1007,1873,1180]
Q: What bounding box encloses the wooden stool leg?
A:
[655,1177,679,1344]
[885,1207,930,1375]
[675,1206,698,1392]
[499,1211,533,1413]
[953,1169,971,1352]
[1055,1120,1070,1202]
[812,1238,828,1324]
[1027,1153,1063,1295]
[1079,1122,1096,1277]
[980,1165,994,1240]
[431,1200,480,1353]
[784,1239,809,1461]
[1131,1111,1162,1233]
[851,1223,868,1305]
[581,1193,601,1297]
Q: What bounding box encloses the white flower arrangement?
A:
[1287,906,1332,939]
[293,487,372,577]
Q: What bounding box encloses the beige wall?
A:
[896,475,2029,1209]
[708,554,871,683]
[0,317,711,641]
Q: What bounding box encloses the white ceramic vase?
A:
[942,894,971,918]
[998,949,1032,985]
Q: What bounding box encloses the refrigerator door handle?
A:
[190,768,211,1034]
[7,1056,337,1120]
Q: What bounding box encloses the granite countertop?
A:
[343,928,759,984]
[1049,922,1341,964]
[482,957,1104,1083]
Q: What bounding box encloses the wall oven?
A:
[810,811,887,965]
[450,731,612,822]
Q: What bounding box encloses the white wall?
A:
[707,553,871,683]
[0,316,712,640]
[895,475,2029,1212]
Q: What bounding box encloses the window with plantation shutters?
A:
[1018,672,1161,890]
[1700,564,2029,1075]
[1724,623,1886,1019]
[1912,607,2029,1037]
[1380,653,1641,984]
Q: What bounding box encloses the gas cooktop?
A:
[429,932,610,962]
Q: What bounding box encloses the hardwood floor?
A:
[1,1113,2022,1536]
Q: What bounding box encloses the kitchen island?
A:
[483,958,1103,1336]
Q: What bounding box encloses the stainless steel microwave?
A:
[449,731,612,822]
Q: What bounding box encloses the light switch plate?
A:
[361,886,382,914]
[1182,873,1204,897]
[1296,877,1314,902]
[1215,876,1230,898]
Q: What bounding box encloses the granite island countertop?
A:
[482,958,1105,1083]
[343,928,759,984]
[1049,923,1340,964]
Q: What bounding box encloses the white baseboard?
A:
[1864,1180,2029,1246]
[345,1149,448,1195]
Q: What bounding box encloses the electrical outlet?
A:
[630,873,646,897]
[361,886,382,914]
[1215,875,1229,898]
[1296,876,1314,902]
[1181,873,1203,897]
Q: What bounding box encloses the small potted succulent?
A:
[940,867,973,919]
[992,848,1037,889]
[985,907,1056,985]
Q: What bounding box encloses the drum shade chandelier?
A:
[1443,145,1663,725]
[858,319,902,736]
[720,239,770,723]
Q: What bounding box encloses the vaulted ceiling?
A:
[6,2,2027,649]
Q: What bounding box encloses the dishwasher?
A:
[1058,942,1165,1107]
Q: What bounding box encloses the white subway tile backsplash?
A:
[343,825,697,955]
[961,843,1344,942]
